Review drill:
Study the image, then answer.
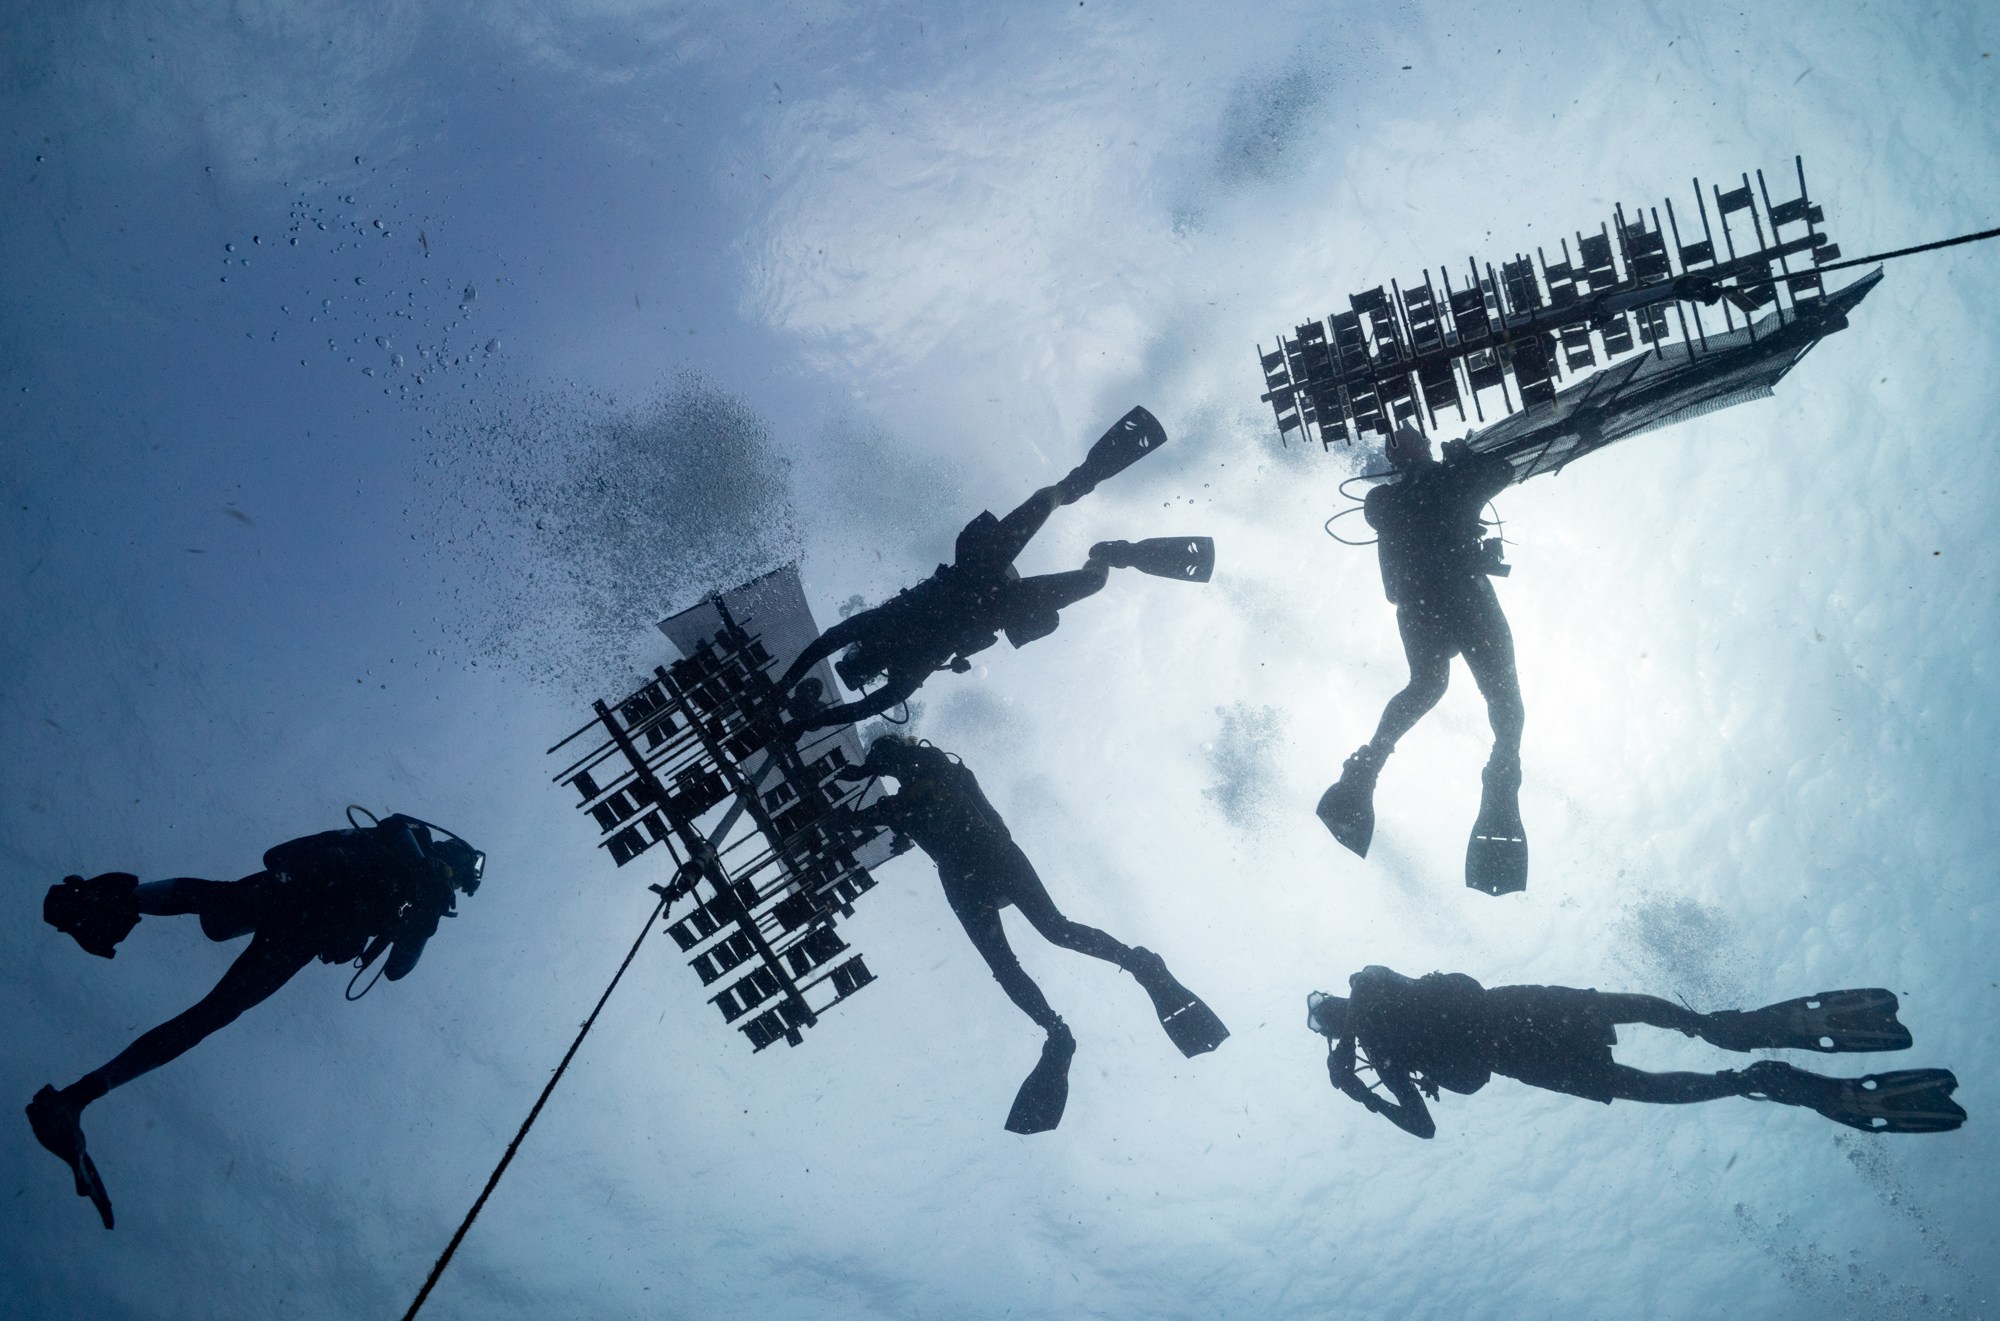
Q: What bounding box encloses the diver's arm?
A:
[795,666,924,731]
[774,614,869,694]
[1371,1066,1437,1139]
[383,899,446,981]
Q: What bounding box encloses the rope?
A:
[1726,223,2000,291]
[399,892,667,1321]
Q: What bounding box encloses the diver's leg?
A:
[984,487,1065,563]
[945,888,1063,1030]
[1604,1064,1745,1105]
[1003,856,1134,967]
[1458,586,1524,763]
[998,567,1111,648]
[1597,992,1705,1037]
[1369,607,1452,750]
[132,878,233,916]
[55,926,317,1111]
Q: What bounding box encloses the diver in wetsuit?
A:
[1316,423,1528,894]
[775,407,1208,731]
[1307,966,1964,1138]
[26,813,483,1228]
[823,736,1227,1134]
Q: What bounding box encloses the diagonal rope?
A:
[399,892,667,1321]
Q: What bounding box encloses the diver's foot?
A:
[1005,1022,1076,1134]
[1124,947,1230,1056]
[1464,756,1527,896]
[25,1086,113,1229]
[43,872,141,958]
[1316,744,1384,858]
[1087,540,1135,569]
[1057,406,1168,504]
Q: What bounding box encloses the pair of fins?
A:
[1004,947,1230,1135]
[1738,1060,1965,1135]
[1316,753,1526,896]
[1067,407,1216,584]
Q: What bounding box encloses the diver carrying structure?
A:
[1267,159,1885,896]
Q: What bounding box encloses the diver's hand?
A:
[1415,1074,1440,1102]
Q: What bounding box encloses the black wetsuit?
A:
[835,748,1131,1028]
[62,818,456,1108]
[1362,450,1522,758]
[777,488,1109,729]
[1325,965,1730,1137]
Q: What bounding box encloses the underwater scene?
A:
[4,3,1997,1318]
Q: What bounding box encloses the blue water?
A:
[4,3,1996,1317]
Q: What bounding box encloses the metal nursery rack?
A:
[1258,157,1873,474]
[546,602,887,1052]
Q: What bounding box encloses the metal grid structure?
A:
[1258,158,1879,481]
[546,585,892,1052]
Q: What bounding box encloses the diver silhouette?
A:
[824,736,1227,1133]
[1316,424,1528,894]
[1307,966,1964,1139]
[773,406,1213,731]
[26,812,483,1228]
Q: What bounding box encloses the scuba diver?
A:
[773,406,1214,731]
[822,735,1228,1133]
[1316,423,1528,895]
[26,811,484,1228]
[1307,966,1964,1139]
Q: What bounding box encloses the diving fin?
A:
[26,1086,114,1229]
[1124,947,1230,1057]
[1464,761,1527,896]
[1703,988,1913,1054]
[43,872,141,959]
[1057,406,1168,503]
[1089,537,1215,583]
[1737,1061,1965,1134]
[1004,1023,1075,1135]
[1316,744,1384,858]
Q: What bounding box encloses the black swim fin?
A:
[1057,406,1168,503]
[1703,989,1913,1054]
[43,873,141,959]
[1737,1061,1965,1134]
[1465,762,1527,896]
[1124,947,1230,1057]
[1004,1023,1075,1134]
[1316,744,1384,858]
[1089,537,1215,583]
[26,1086,114,1229]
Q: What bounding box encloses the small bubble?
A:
[225,243,236,252]
[484,339,500,353]
[376,335,390,348]
[354,277,364,285]
[289,237,298,246]
[391,353,404,367]
[372,219,385,230]
[460,284,477,304]
[252,235,261,245]
[362,367,374,376]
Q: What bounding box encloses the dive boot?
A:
[1056,406,1168,504]
[1088,537,1215,583]
[43,872,140,959]
[1702,988,1913,1054]
[1123,947,1230,1057]
[1316,744,1385,858]
[1737,1060,1965,1134]
[1005,1022,1076,1134]
[1464,758,1527,896]
[26,1086,114,1229]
